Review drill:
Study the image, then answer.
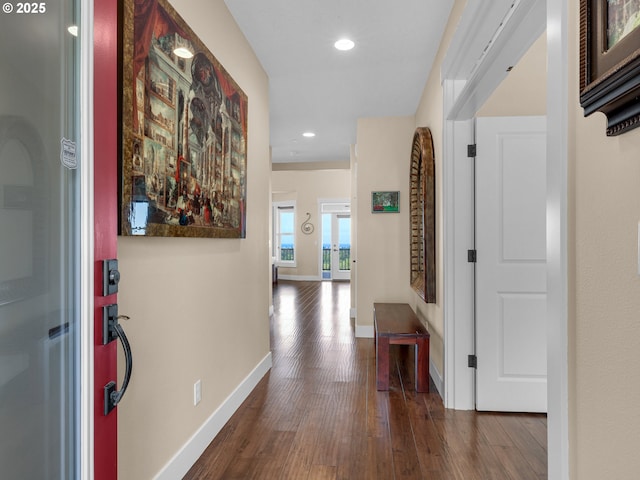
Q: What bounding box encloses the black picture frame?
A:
[580,0,640,136]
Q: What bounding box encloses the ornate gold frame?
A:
[120,0,248,238]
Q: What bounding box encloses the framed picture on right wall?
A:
[580,0,640,136]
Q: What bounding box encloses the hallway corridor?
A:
[184,281,547,479]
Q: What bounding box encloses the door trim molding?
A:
[80,0,95,477]
[545,0,570,477]
[442,96,475,410]
[443,0,546,120]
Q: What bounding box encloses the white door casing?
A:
[475,115,547,412]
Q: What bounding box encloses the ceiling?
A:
[223,0,454,165]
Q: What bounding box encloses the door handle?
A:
[103,307,133,415]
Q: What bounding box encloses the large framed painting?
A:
[580,0,640,136]
[120,0,248,238]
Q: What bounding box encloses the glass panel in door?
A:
[0,1,82,478]
[321,213,331,279]
[332,214,351,280]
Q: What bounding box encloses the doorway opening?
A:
[441,0,569,476]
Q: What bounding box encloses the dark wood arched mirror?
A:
[410,127,436,303]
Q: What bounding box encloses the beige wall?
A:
[350,146,358,314]
[477,31,547,117]
[353,1,466,369]
[569,0,640,477]
[354,116,415,329]
[273,161,349,171]
[116,1,271,478]
[409,0,467,374]
[272,169,351,279]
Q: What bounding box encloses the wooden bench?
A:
[374,303,430,393]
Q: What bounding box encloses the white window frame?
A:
[273,201,296,267]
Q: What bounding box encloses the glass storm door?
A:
[0,1,87,478]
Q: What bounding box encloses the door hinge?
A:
[468,354,477,369]
[467,249,477,263]
[467,144,477,157]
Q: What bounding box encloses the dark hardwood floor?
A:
[184,281,547,479]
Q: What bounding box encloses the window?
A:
[274,202,296,266]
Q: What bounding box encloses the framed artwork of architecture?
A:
[409,127,436,303]
[120,0,248,238]
[580,0,640,135]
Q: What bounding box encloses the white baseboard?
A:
[430,359,444,398]
[277,274,321,281]
[349,308,356,318]
[355,324,374,338]
[153,352,273,480]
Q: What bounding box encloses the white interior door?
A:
[475,116,547,412]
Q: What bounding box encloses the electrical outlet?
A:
[194,380,201,406]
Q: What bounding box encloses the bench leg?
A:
[415,337,429,393]
[376,336,390,391]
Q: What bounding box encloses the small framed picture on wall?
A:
[371,191,400,213]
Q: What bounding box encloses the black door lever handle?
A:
[104,316,133,416]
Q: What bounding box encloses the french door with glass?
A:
[320,202,351,281]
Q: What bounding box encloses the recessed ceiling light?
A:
[334,38,355,51]
[302,132,316,138]
[68,25,78,37]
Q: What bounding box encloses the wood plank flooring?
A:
[184,281,547,479]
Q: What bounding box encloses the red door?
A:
[94,1,119,478]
